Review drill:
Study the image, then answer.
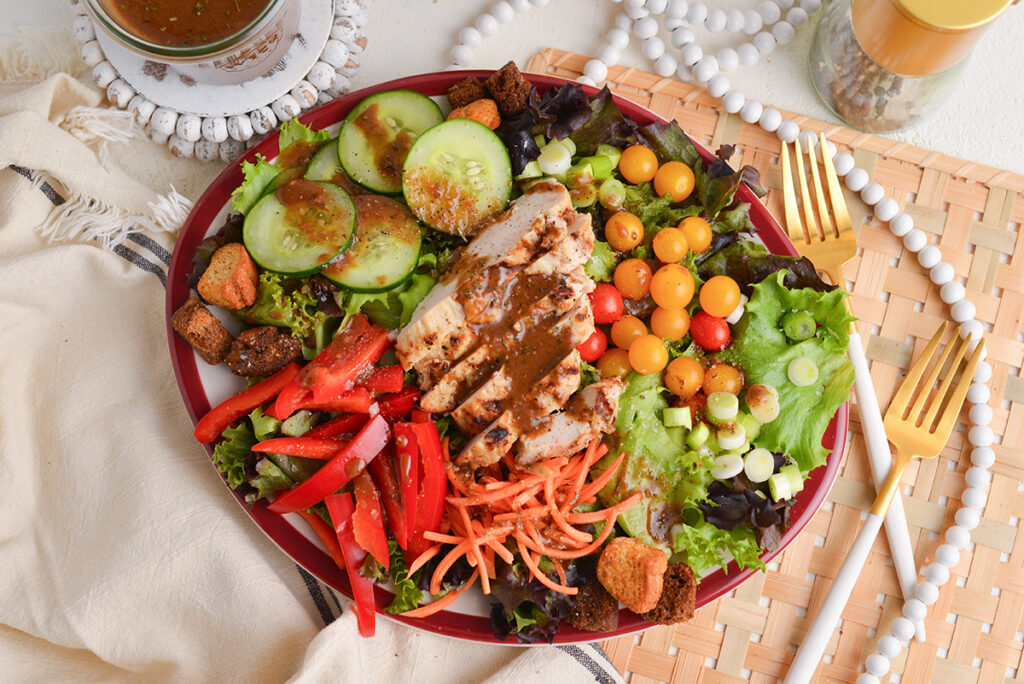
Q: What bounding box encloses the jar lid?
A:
[897,0,1016,31]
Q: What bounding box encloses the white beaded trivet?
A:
[449,1,996,678]
[69,0,368,161]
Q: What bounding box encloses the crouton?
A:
[226,326,302,377]
[484,61,532,116]
[198,242,258,310]
[596,537,667,614]
[638,562,696,625]
[446,76,489,109]
[567,578,619,632]
[447,98,501,130]
[171,297,233,365]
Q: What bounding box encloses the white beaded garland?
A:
[753,31,777,54]
[686,2,708,25]
[930,262,955,285]
[968,425,994,447]
[759,107,782,132]
[954,506,981,531]
[148,127,170,145]
[722,91,745,114]
[646,0,669,13]
[891,616,916,641]
[291,81,318,109]
[860,182,885,205]
[915,580,940,606]
[786,7,809,26]
[962,487,988,510]
[608,27,631,48]
[476,13,499,36]
[874,197,899,221]
[917,245,941,268]
[865,654,890,676]
[856,675,880,684]
[924,562,950,586]
[681,43,704,66]
[693,56,719,82]
[92,61,117,89]
[776,119,799,143]
[227,115,254,142]
[271,95,301,121]
[450,44,473,66]
[175,114,201,142]
[935,543,960,568]
[945,525,971,550]
[878,635,902,658]
[576,75,597,87]
[705,8,727,32]
[584,59,609,83]
[737,42,759,66]
[626,4,650,19]
[249,107,276,136]
[511,0,531,13]
[667,0,688,17]
[726,8,745,33]
[968,382,991,405]
[772,21,795,44]
[644,36,666,60]
[743,10,763,35]
[964,466,992,489]
[759,0,781,24]
[127,95,156,126]
[320,39,350,67]
[959,319,984,342]
[969,405,993,427]
[974,360,993,383]
[801,0,822,11]
[845,168,869,191]
[671,26,695,48]
[307,61,337,91]
[950,299,976,323]
[940,280,966,304]
[889,212,913,236]
[797,128,817,149]
[458,26,482,47]
[615,12,634,29]
[201,116,228,143]
[717,47,739,73]
[491,1,515,23]
[634,16,659,38]
[777,0,795,9]
[655,54,679,77]
[168,134,195,158]
[708,74,731,98]
[599,45,622,65]
[81,40,104,67]
[219,139,245,162]
[740,100,763,125]
[106,79,136,109]
[902,598,927,622]
[833,153,855,176]
[194,139,220,163]
[902,229,927,253]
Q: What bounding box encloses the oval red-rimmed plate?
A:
[166,70,848,644]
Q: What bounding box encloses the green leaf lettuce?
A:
[230,154,278,215]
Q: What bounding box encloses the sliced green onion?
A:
[745,384,780,423]
[737,412,761,442]
[711,453,744,480]
[780,464,804,493]
[768,472,793,501]
[663,406,692,429]
[538,143,572,176]
[515,160,542,181]
[717,422,746,451]
[571,183,598,209]
[787,357,820,386]
[553,137,576,156]
[567,161,594,188]
[581,154,614,180]
[686,422,710,449]
[743,448,775,483]
[595,143,622,167]
[706,391,739,423]
[781,310,816,341]
[598,178,626,210]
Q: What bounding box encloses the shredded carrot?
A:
[430,541,471,595]
[457,504,490,595]
[407,543,443,575]
[575,451,626,505]
[565,491,643,524]
[400,569,480,619]
[516,537,577,595]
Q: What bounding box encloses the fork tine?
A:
[889,322,949,415]
[820,133,853,237]
[805,141,835,239]
[906,329,960,423]
[793,138,822,241]
[933,340,986,437]
[780,142,807,245]
[922,335,970,430]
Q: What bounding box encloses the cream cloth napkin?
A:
[0,36,623,684]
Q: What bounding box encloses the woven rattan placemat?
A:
[525,48,1024,684]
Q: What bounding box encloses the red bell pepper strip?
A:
[267,415,391,514]
[357,365,405,394]
[366,445,408,550]
[377,386,421,420]
[394,423,419,549]
[305,413,368,438]
[351,471,389,570]
[295,387,376,414]
[194,363,301,443]
[251,437,347,460]
[295,508,345,570]
[297,316,392,402]
[409,421,447,558]
[325,493,376,637]
[266,379,312,421]
[411,409,433,423]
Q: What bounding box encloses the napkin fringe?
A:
[0,26,86,85]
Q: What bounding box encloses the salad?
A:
[171,62,854,642]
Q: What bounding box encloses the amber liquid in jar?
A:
[103,0,273,47]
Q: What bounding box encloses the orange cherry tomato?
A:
[628,334,669,375]
[650,264,695,309]
[679,216,713,253]
[699,275,742,318]
[605,211,645,252]
[702,363,744,395]
[653,161,696,203]
[618,144,659,184]
[596,348,632,379]
[652,227,689,263]
[613,259,653,300]
[664,356,705,398]
[650,307,691,341]
[610,315,647,350]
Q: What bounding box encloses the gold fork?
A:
[785,323,985,683]
[781,133,928,641]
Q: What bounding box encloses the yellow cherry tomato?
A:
[699,275,742,318]
[597,348,632,379]
[650,263,695,309]
[605,211,645,252]
[610,315,647,350]
[628,334,669,375]
[653,161,696,203]
[650,307,691,341]
[664,356,705,398]
[679,216,713,253]
[613,259,653,300]
[618,144,659,184]
[652,227,689,263]
[702,363,744,395]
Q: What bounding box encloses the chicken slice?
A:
[515,378,626,465]
[523,212,594,277]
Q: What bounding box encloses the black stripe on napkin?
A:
[127,232,173,266]
[589,642,616,668]
[297,566,337,627]
[557,645,620,684]
[112,244,167,286]
[8,164,66,206]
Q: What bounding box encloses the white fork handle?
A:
[784,513,885,684]
[848,332,926,642]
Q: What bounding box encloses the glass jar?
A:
[84,0,300,86]
[809,0,1014,132]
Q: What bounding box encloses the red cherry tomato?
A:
[690,311,731,351]
[589,283,624,325]
[577,328,608,363]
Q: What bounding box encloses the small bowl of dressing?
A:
[84,0,301,85]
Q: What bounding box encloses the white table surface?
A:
[7,0,1024,175]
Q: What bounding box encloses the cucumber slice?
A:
[264,167,304,197]
[304,138,343,182]
[321,194,421,292]
[402,118,512,236]
[338,90,444,194]
[243,180,356,276]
